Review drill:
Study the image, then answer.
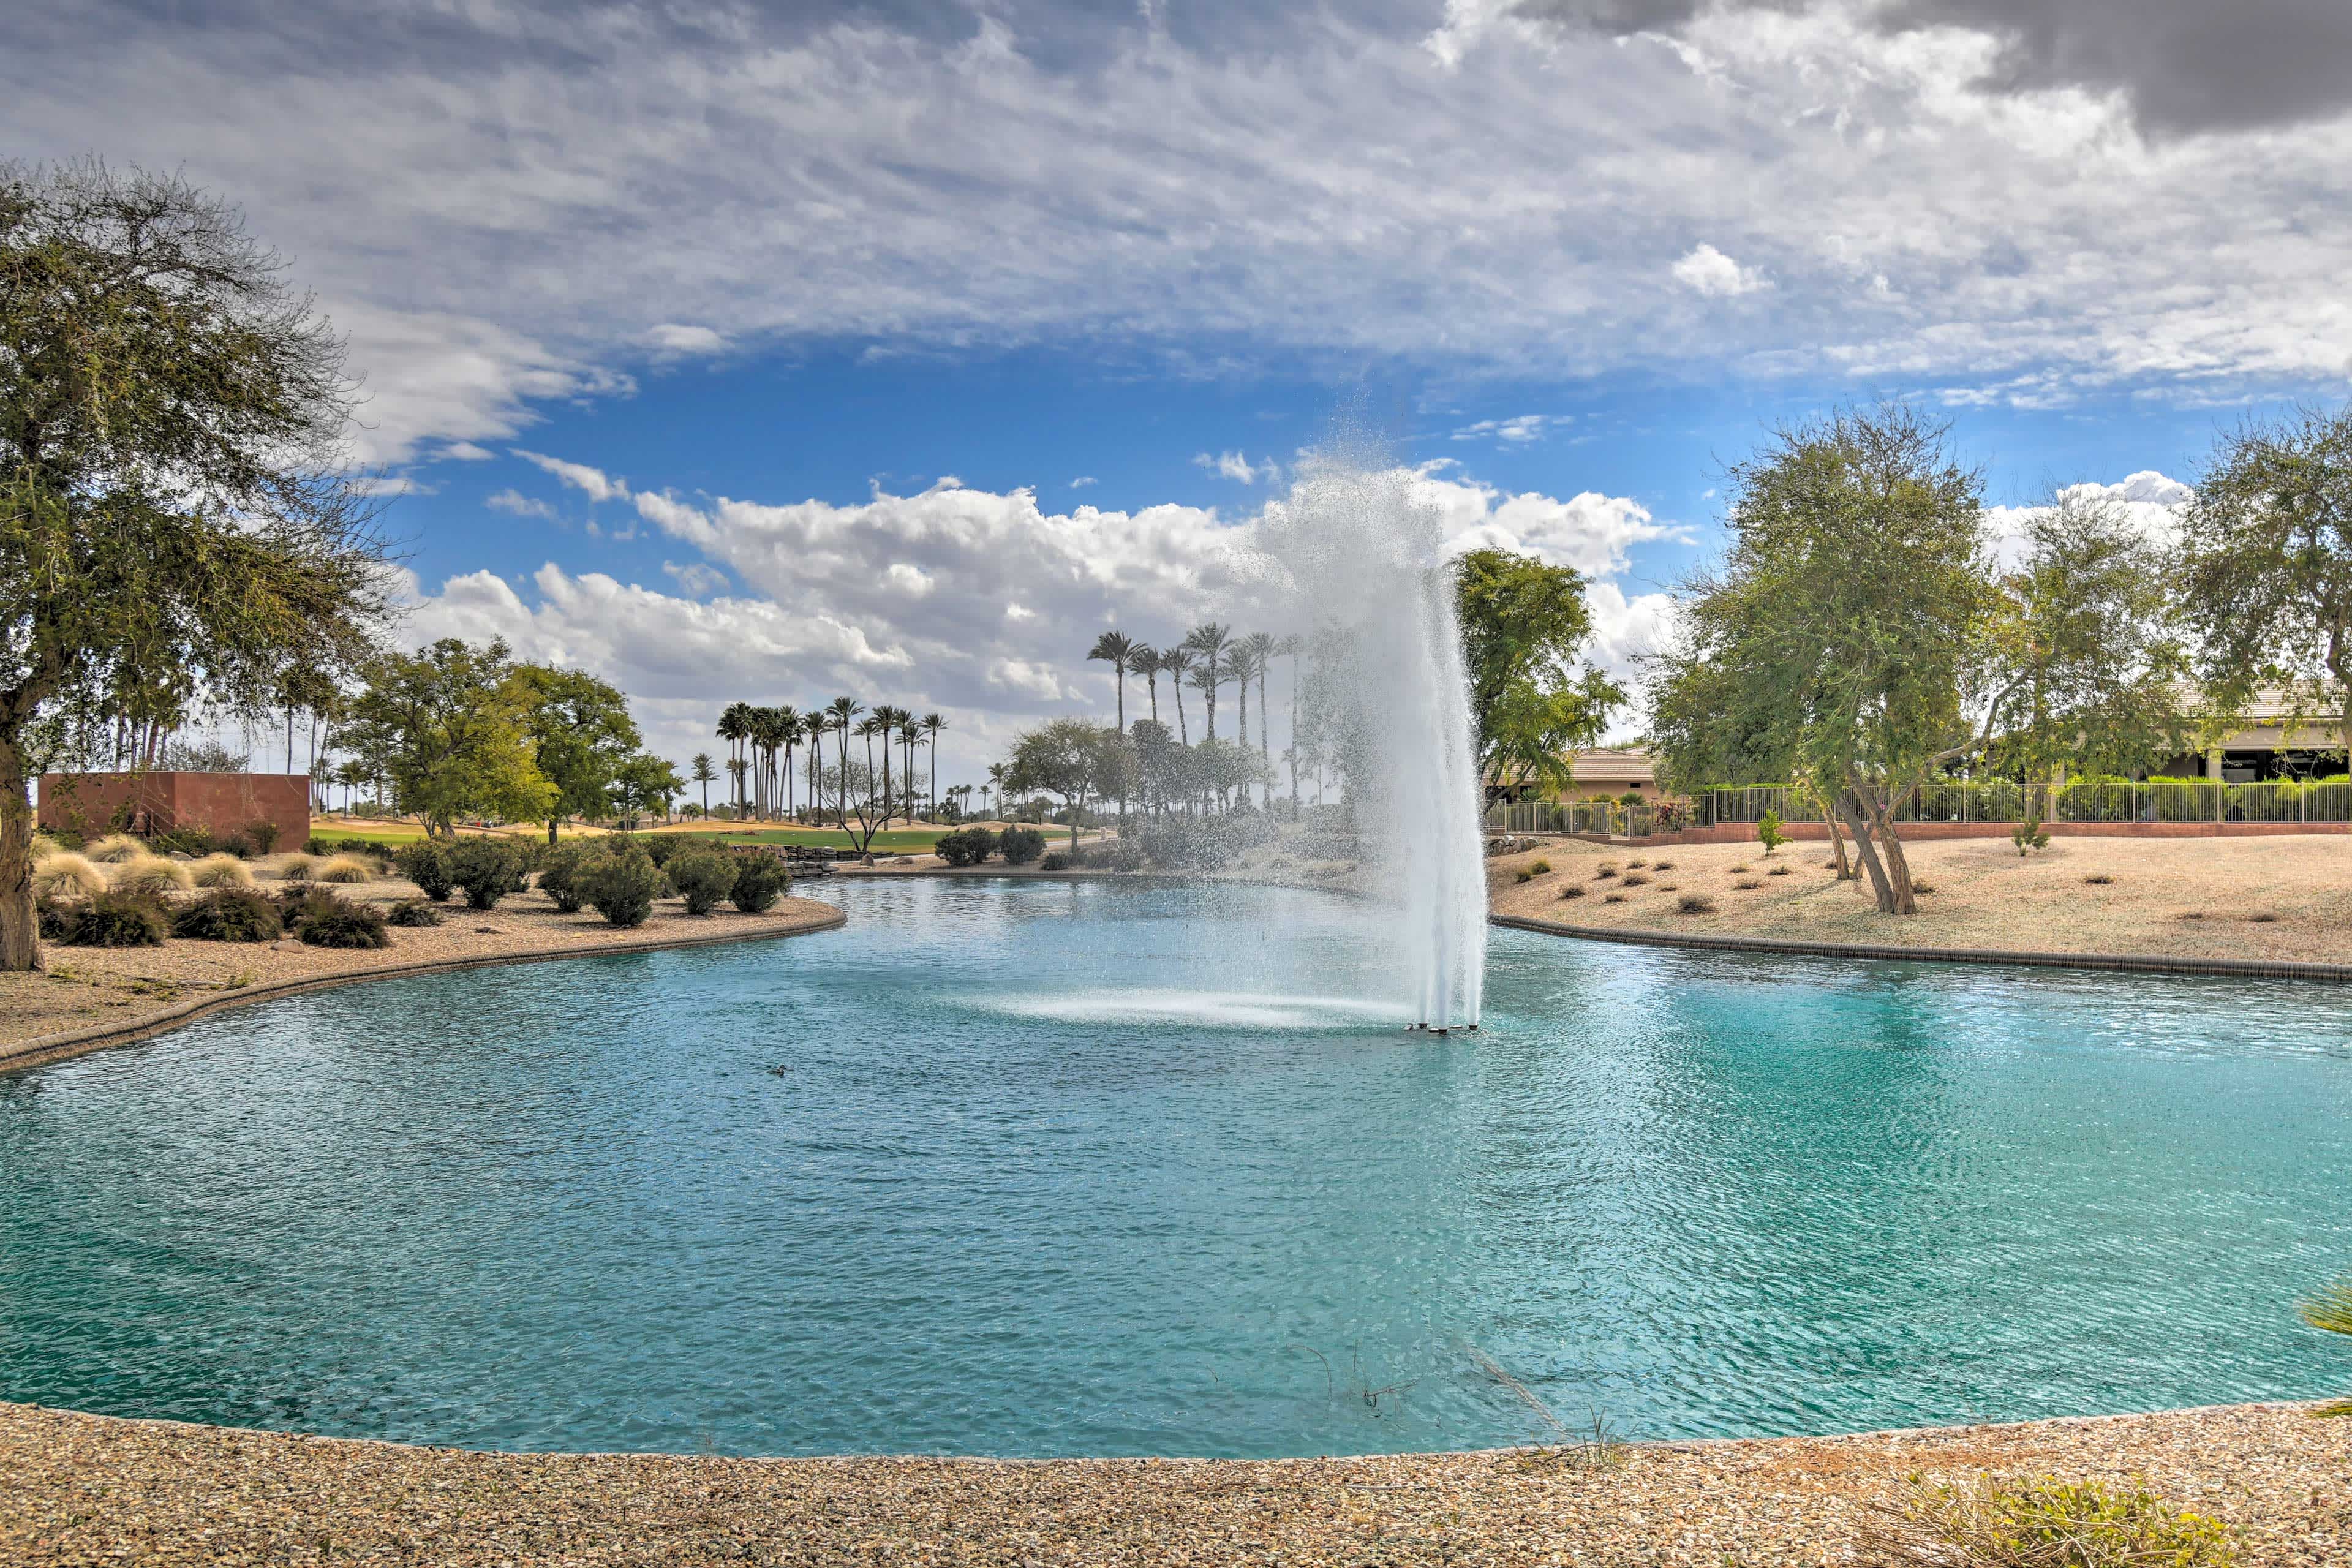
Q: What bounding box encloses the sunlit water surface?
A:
[4,876,2348,1458]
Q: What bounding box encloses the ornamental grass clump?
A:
[83,833,145,864]
[269,852,320,883]
[113,854,193,895]
[31,853,107,900]
[666,849,738,916]
[730,856,791,913]
[171,888,282,943]
[189,853,255,888]
[1858,1474,2234,1567]
[314,853,376,884]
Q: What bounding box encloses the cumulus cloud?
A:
[513,450,630,503]
[1411,469,1690,578]
[662,560,729,597]
[1982,469,2192,570]
[12,1,2352,463]
[1670,243,1766,297]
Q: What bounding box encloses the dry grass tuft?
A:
[31,853,107,900]
[1619,872,1651,887]
[111,854,192,895]
[2176,911,2207,921]
[30,832,62,861]
[1656,882,1678,892]
[1558,884,1586,899]
[2084,874,2114,885]
[84,833,145,863]
[1676,893,1717,914]
[1768,865,1792,876]
[1734,878,1762,890]
[189,853,255,889]
[315,853,376,884]
[1595,865,1619,880]
[1911,881,1935,894]
[1730,863,1750,873]
[2247,912,2278,924]
[1626,858,1648,869]
[1856,1473,2234,1567]
[1602,892,1625,903]
[1651,859,1674,872]
[265,852,321,883]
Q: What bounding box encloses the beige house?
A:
[1484,745,1661,802]
[2147,693,2348,783]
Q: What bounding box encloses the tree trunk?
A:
[1837,783,1915,914]
[1815,786,1855,880]
[1,736,41,972]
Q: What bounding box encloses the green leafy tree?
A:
[342,638,555,836]
[1,163,393,969]
[2176,403,2352,760]
[1006,717,1130,847]
[608,752,683,826]
[1455,548,1624,798]
[1646,406,1989,914]
[514,665,641,843]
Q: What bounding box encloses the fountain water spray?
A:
[1260,447,1486,1030]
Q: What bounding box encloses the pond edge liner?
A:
[1491,913,2352,984]
[0,902,848,1077]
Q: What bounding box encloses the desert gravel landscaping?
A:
[2,1400,2346,1567]
[1488,834,2352,965]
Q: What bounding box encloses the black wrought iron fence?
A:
[1694,778,2352,827]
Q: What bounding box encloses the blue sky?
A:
[13,1,2352,779]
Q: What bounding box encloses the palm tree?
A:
[804,710,830,823]
[871,704,909,827]
[1241,632,1277,767]
[1131,645,1161,726]
[1088,631,1137,733]
[1276,633,1304,808]
[826,697,863,827]
[920,712,946,821]
[691,752,716,818]
[772,704,802,821]
[715,702,752,815]
[1228,641,1258,806]
[1183,622,1231,743]
[726,756,748,818]
[987,761,1008,820]
[1160,646,1194,745]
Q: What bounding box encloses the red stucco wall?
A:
[37,772,311,846]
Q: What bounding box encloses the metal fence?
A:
[1483,799,1664,837]
[1694,779,2352,827]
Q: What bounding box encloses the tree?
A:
[1131,646,1163,725]
[2,163,394,968]
[691,752,717,818]
[1183,623,1231,742]
[802,710,829,821]
[2176,402,2352,761]
[1455,548,1624,794]
[1007,718,1130,846]
[514,665,641,843]
[1646,406,1989,915]
[826,697,862,827]
[609,752,682,826]
[1275,634,1305,807]
[342,639,555,835]
[986,760,1008,820]
[715,702,751,815]
[920,712,946,821]
[1088,631,1137,733]
[1226,639,1258,808]
[1160,646,1194,745]
[1980,487,2188,795]
[871,704,910,827]
[1242,631,1277,771]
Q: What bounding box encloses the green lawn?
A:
[307,820,1099,854]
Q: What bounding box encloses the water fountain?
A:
[1259,447,1487,1030]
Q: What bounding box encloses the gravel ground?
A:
[0,879,843,1063]
[1486,835,2352,963]
[2,1400,2344,1566]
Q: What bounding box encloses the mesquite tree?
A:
[1,162,390,970]
[1647,406,1988,915]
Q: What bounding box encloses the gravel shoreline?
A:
[2,1400,2345,1566]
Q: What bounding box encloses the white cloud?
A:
[1194,450,1270,484]
[1069,475,1098,488]
[662,560,729,597]
[437,441,496,461]
[512,450,630,503]
[1670,243,1766,298]
[1410,469,1689,578]
[1451,413,1570,444]
[486,488,557,519]
[1983,470,2192,570]
[644,323,728,356]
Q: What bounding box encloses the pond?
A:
[4,876,2348,1458]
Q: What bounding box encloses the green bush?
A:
[55,892,170,947]
[999,825,1047,866]
[933,827,997,867]
[395,841,455,902]
[213,829,255,859]
[385,897,444,928]
[538,842,595,912]
[730,856,791,913]
[666,849,738,916]
[294,894,390,949]
[583,842,663,927]
[1039,851,1072,871]
[1757,808,1787,855]
[444,838,520,910]
[1864,1474,2233,1567]
[170,888,282,943]
[150,826,213,856]
[248,820,282,854]
[37,897,77,941]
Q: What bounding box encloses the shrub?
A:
[1676,893,1717,914]
[271,852,320,883]
[1000,824,1047,866]
[395,842,454,902]
[1619,871,1651,887]
[385,897,444,928]
[315,853,376,884]
[1861,1474,2233,1568]
[214,829,255,859]
[1039,851,1072,872]
[37,897,77,941]
[295,894,390,949]
[1528,859,1551,875]
[667,849,739,916]
[31,853,107,900]
[2011,817,2051,856]
[1757,808,1787,855]
[172,889,283,943]
[1768,865,1790,876]
[537,842,596,912]
[189,852,255,888]
[56,892,170,947]
[1136,817,1257,871]
[1079,838,1147,872]
[150,826,213,856]
[445,837,520,910]
[247,820,282,854]
[114,854,194,895]
[84,832,145,863]
[731,856,791,913]
[583,842,663,927]
[1558,884,1586,899]
[934,827,998,867]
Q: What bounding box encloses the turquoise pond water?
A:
[4,876,2350,1459]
